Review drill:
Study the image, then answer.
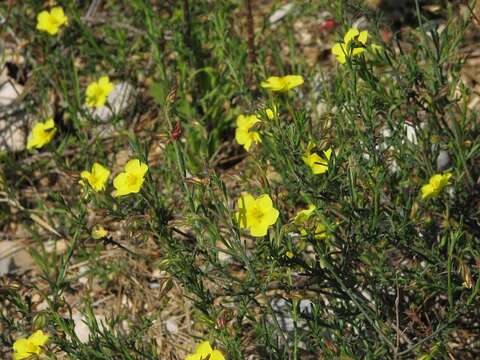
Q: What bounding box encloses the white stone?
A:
[436,150,450,171]
[405,123,418,144]
[0,79,27,152]
[0,80,23,106]
[269,3,294,24]
[73,312,106,343]
[165,318,178,334]
[316,101,328,117]
[0,240,33,275]
[299,299,313,314]
[352,17,369,30]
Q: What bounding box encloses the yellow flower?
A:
[300,223,328,240]
[112,159,149,197]
[285,251,294,259]
[235,193,279,237]
[420,172,452,200]
[235,114,261,151]
[36,7,68,35]
[80,163,111,192]
[261,75,304,92]
[27,118,57,150]
[294,204,316,224]
[13,330,49,360]
[302,143,332,175]
[92,225,108,239]
[186,341,225,360]
[331,28,369,64]
[85,76,114,108]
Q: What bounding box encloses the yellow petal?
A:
[261,75,303,91]
[261,76,282,90]
[236,193,255,228]
[50,7,68,26]
[236,114,260,131]
[91,163,111,190]
[86,82,98,98]
[112,173,130,197]
[324,148,332,161]
[352,47,366,56]
[331,43,347,64]
[420,184,435,200]
[264,207,280,226]
[331,43,345,56]
[235,128,251,150]
[236,114,247,128]
[36,11,50,30]
[237,193,256,210]
[284,75,304,89]
[98,76,114,94]
[13,338,29,353]
[249,222,270,237]
[255,194,273,211]
[185,355,200,360]
[344,28,360,44]
[28,330,48,347]
[124,159,148,177]
[80,170,92,181]
[358,30,368,44]
[314,223,328,239]
[443,172,453,182]
[211,349,226,360]
[44,118,55,130]
[195,341,213,357]
[294,204,316,224]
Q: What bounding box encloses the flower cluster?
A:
[24,8,462,357]
[331,28,381,64]
[79,159,148,198]
[332,28,369,64]
[234,76,302,152]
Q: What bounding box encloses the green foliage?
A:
[1,0,479,359]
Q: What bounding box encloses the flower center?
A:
[89,173,98,184]
[48,16,61,27]
[250,206,265,221]
[95,86,106,99]
[126,173,138,186]
[26,341,39,355]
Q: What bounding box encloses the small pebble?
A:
[436,150,450,171]
[269,3,294,24]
